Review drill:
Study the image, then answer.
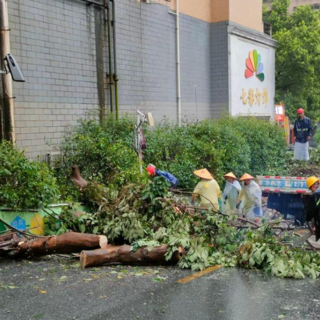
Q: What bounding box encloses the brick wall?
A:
[7,0,101,157]
[115,0,177,121]
[3,0,233,157]
[180,14,213,121]
[211,22,229,117]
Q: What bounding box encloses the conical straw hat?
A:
[239,173,254,181]
[224,172,237,179]
[193,168,213,180]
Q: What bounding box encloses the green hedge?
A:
[144,117,286,187]
[55,117,144,200]
[56,116,287,197]
[0,141,59,210]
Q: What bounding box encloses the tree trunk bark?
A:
[15,232,107,257]
[72,165,88,189]
[80,244,184,269]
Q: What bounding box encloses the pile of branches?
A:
[62,167,320,279]
[3,167,320,279]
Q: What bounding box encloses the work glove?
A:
[236,201,242,209]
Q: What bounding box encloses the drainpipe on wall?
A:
[106,0,114,115]
[176,0,181,126]
[169,0,181,126]
[0,0,15,142]
[110,0,119,120]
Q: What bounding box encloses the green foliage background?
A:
[56,115,286,197]
[0,141,59,210]
[144,117,286,187]
[263,0,320,122]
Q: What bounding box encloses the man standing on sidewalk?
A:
[294,108,312,161]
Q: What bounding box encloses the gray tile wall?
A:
[3,0,229,157]
[211,22,229,117]
[6,0,101,157]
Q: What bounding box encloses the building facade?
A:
[0,0,276,158]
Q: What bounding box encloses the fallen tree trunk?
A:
[80,244,184,269]
[5,232,107,257]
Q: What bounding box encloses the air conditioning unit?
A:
[263,23,272,36]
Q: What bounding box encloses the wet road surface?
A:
[0,257,319,320]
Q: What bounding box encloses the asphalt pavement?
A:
[0,257,319,320]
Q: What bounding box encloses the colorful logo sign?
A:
[245,50,265,82]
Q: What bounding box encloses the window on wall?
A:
[293,6,297,11]
[311,4,320,11]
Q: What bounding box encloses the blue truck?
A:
[257,175,310,225]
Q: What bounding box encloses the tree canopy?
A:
[263,0,320,122]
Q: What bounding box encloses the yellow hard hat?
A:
[193,168,213,180]
[224,172,237,179]
[306,176,320,189]
[239,173,254,181]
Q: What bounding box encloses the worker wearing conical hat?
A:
[305,176,320,241]
[222,172,241,215]
[192,168,221,210]
[238,173,262,220]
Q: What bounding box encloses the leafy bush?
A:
[144,117,286,187]
[56,115,287,199]
[0,141,59,210]
[55,117,146,200]
[143,123,223,188]
[217,117,287,176]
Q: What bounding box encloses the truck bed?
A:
[257,175,310,194]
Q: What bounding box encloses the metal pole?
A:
[176,0,181,126]
[0,0,15,142]
[94,5,106,123]
[106,0,114,114]
[110,0,119,120]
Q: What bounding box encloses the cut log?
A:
[15,232,107,257]
[72,165,88,189]
[80,244,184,269]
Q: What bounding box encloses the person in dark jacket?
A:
[294,108,312,160]
[305,176,320,241]
[146,164,178,188]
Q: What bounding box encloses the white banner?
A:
[229,34,275,119]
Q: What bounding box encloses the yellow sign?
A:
[240,88,269,106]
[30,214,44,235]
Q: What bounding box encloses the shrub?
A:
[143,123,223,188]
[144,117,286,187]
[0,141,59,210]
[55,117,146,200]
[56,115,287,198]
[215,117,287,176]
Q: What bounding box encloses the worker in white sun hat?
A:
[238,173,262,221]
[222,172,241,215]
